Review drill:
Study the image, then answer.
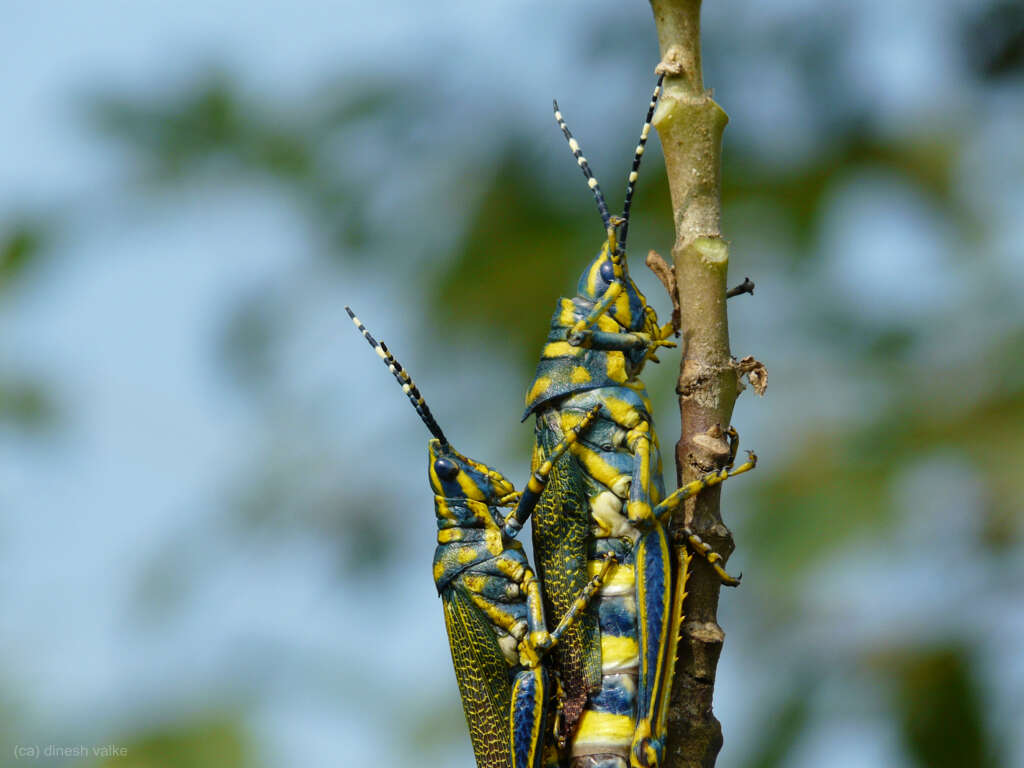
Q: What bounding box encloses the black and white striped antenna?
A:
[554,75,665,254]
[553,100,612,232]
[346,306,449,447]
[618,74,664,255]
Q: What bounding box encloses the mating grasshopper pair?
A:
[347,76,755,768]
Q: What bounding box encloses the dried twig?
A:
[726,277,755,298]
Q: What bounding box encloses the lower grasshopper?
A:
[347,306,615,768]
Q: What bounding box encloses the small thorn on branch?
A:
[726,277,754,298]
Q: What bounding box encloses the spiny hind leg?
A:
[630,527,672,768]
[510,666,551,768]
[634,549,692,768]
[627,548,698,768]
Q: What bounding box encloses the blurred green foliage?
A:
[965,1,1024,78]
[92,716,257,768]
[739,684,813,768]
[437,145,627,367]
[2,222,58,432]
[1,222,47,293]
[882,645,1003,768]
[722,133,961,261]
[0,376,57,432]
[90,72,410,253]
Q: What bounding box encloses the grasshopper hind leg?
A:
[511,666,551,768]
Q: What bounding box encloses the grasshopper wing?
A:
[530,428,602,740]
[443,586,515,768]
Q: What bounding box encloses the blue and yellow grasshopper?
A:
[347,306,617,768]
[510,79,756,767]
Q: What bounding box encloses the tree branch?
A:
[649,2,739,767]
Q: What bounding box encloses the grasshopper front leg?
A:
[568,274,624,340]
[501,405,601,540]
[565,328,677,355]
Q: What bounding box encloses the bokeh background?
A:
[3,1,1023,766]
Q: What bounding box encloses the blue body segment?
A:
[590,676,637,717]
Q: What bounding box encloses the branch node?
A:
[681,621,726,682]
[709,523,731,540]
[691,236,728,268]
[690,425,730,468]
[684,620,725,646]
[655,46,688,77]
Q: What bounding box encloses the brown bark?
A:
[648,2,739,767]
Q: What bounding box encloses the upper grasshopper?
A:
[513,79,756,767]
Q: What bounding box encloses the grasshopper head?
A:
[575,236,651,334]
[428,439,515,503]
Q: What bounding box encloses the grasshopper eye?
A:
[600,261,615,282]
[434,458,459,480]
